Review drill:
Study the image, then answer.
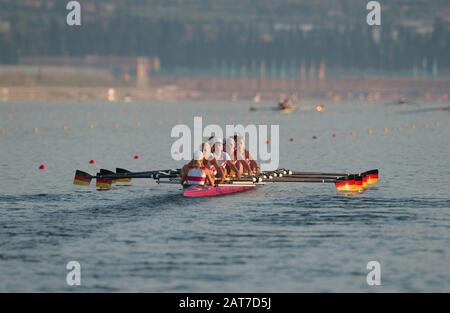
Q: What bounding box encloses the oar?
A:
[285,168,377,177]
[262,169,379,191]
[249,106,274,112]
[73,170,115,190]
[263,171,345,179]
[277,168,379,182]
[279,169,351,176]
[112,168,180,179]
[335,174,366,192]
[73,168,180,190]
[115,168,132,183]
[99,169,117,183]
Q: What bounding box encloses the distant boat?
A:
[277,98,296,113]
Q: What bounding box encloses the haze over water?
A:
[1,99,449,292]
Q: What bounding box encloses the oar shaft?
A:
[290,171,349,176]
[266,177,337,183]
[98,170,179,180]
[282,174,346,179]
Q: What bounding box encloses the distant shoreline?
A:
[1,76,449,102]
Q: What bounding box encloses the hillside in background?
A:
[0,0,449,71]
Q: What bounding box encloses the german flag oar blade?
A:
[115,168,132,183]
[73,170,93,186]
[335,174,366,192]
[96,177,113,190]
[335,176,352,191]
[334,175,356,192]
[362,174,369,190]
[365,169,379,185]
[100,169,117,183]
[354,174,364,192]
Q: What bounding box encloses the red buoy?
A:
[332,133,337,138]
[89,159,96,164]
[134,154,141,160]
[289,137,294,142]
[39,164,47,171]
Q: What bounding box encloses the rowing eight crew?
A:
[180,135,260,186]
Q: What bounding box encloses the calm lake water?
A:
[1,99,449,292]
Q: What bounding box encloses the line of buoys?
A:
[38,154,145,173]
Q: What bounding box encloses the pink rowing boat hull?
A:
[183,185,256,197]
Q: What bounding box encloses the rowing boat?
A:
[73,168,379,197]
[183,184,257,197]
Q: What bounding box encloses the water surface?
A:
[1,99,449,292]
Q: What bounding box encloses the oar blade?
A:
[100,169,117,183]
[364,169,379,185]
[73,170,93,186]
[115,168,132,183]
[334,175,362,192]
[334,175,358,191]
[96,177,113,190]
[100,168,115,175]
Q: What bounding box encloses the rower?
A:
[210,137,239,179]
[201,141,226,182]
[233,135,260,175]
[180,151,215,186]
[224,136,242,178]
